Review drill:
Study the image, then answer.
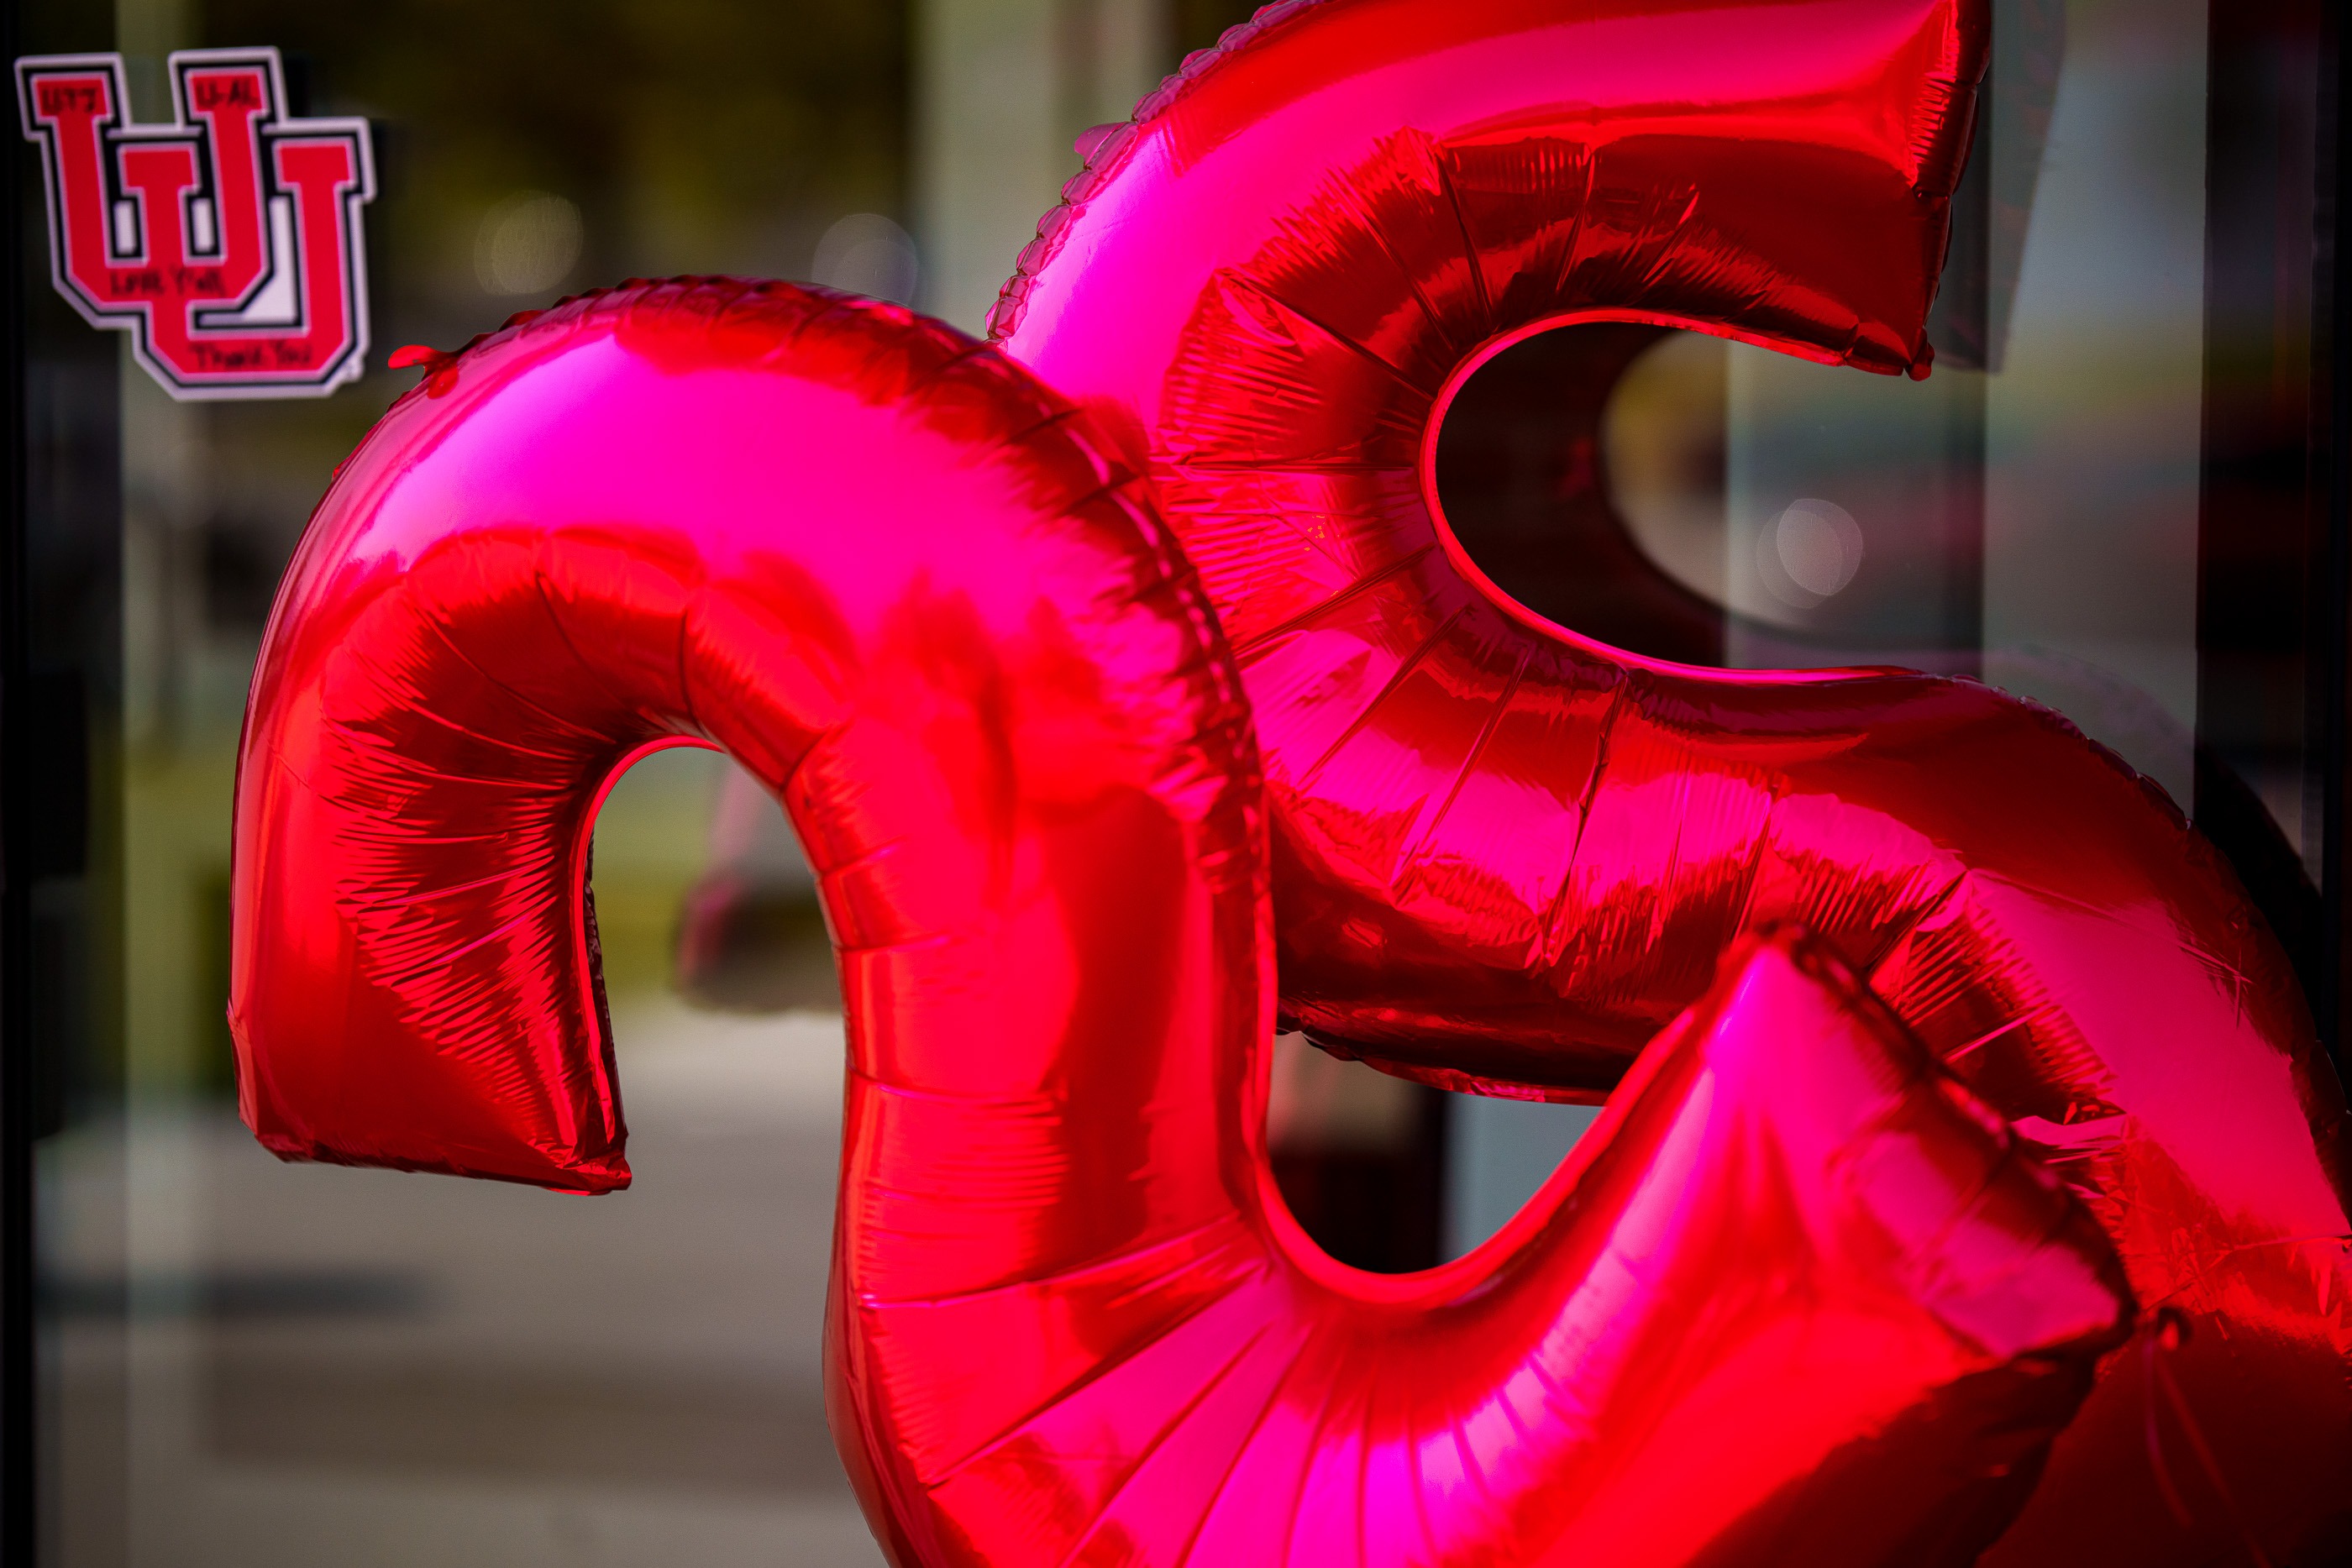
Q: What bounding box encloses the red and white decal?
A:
[15,48,373,400]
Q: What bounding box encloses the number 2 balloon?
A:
[228,2,2350,1565]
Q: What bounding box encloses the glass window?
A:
[8,0,2341,1560]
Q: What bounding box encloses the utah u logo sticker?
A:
[15,49,373,399]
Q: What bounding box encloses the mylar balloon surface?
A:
[232,280,2131,1565]
[997,0,2352,1561]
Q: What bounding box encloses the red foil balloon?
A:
[232,281,2130,1565]
[996,0,2352,1561]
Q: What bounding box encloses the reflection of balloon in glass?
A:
[997,0,2352,1561]
[233,279,2127,1567]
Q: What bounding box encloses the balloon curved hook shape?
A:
[232,280,2129,1565]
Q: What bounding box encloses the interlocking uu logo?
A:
[14,48,373,400]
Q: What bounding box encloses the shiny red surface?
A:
[235,281,2131,1565]
[1000,0,2352,1560]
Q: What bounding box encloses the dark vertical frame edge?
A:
[0,0,36,1560]
[2325,0,2352,1081]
